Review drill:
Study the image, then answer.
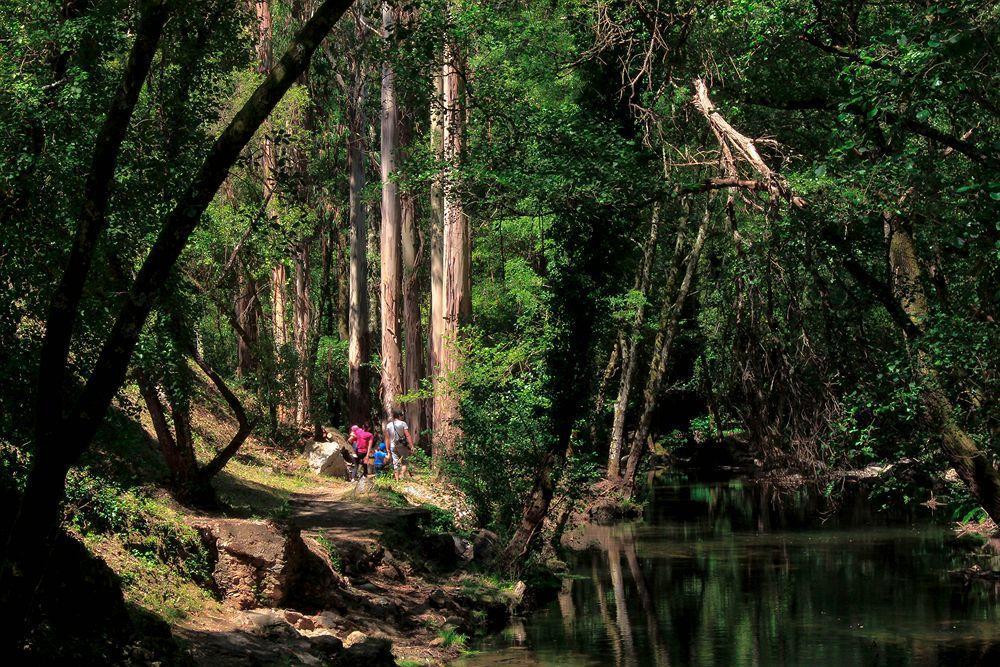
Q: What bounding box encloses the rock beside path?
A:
[306,430,353,478]
[195,519,307,609]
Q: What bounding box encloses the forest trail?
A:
[286,483,430,533]
[172,482,445,666]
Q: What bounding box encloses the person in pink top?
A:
[347,425,374,480]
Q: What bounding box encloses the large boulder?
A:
[307,430,353,478]
[196,519,306,609]
[472,528,499,564]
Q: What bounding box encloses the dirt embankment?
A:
[171,483,527,666]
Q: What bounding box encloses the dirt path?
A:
[287,484,429,532]
[171,482,477,666]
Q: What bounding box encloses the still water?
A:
[459,474,1000,666]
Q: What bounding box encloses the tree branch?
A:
[35,0,169,443]
[65,0,355,459]
[191,351,256,480]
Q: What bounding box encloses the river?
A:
[458,473,1000,666]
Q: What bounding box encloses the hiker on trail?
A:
[384,407,414,481]
[372,441,390,475]
[347,424,373,481]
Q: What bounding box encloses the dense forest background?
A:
[0,0,997,652]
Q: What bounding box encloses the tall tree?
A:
[256,0,291,426]
[400,116,426,445]
[2,0,356,642]
[345,10,371,426]
[379,0,404,414]
[428,65,445,444]
[433,25,470,459]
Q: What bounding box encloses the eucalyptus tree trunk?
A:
[622,202,711,494]
[428,67,445,441]
[433,32,470,460]
[607,203,660,479]
[347,90,370,427]
[335,215,350,341]
[235,268,261,376]
[256,0,288,349]
[378,0,404,414]
[256,0,291,427]
[401,120,426,445]
[293,240,313,428]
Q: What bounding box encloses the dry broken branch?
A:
[691,78,806,209]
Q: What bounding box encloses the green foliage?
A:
[437,627,468,649]
[64,468,212,586]
[419,503,458,535]
[315,534,344,573]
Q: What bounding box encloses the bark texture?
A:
[433,34,470,460]
[378,1,404,415]
[428,66,445,444]
[346,71,371,426]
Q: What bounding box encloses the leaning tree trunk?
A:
[2,1,355,644]
[378,0,404,415]
[622,203,711,495]
[607,202,660,480]
[883,206,1000,524]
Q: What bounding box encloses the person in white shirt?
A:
[384,407,414,481]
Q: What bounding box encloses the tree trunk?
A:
[336,214,350,341]
[32,0,170,482]
[139,381,199,490]
[257,0,292,425]
[193,351,256,480]
[293,240,313,428]
[501,202,609,568]
[347,77,371,427]
[433,33,470,459]
[622,202,711,494]
[589,337,621,445]
[3,1,355,642]
[235,267,261,376]
[401,123,426,446]
[607,203,660,479]
[883,208,1000,524]
[378,1,404,415]
[428,65,445,443]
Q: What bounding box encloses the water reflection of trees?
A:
[545,480,1000,666]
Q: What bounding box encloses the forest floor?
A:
[170,480,517,665]
[66,375,524,665]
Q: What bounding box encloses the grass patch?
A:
[65,468,216,623]
[315,534,344,572]
[438,627,468,649]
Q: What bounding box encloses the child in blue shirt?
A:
[372,442,389,474]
